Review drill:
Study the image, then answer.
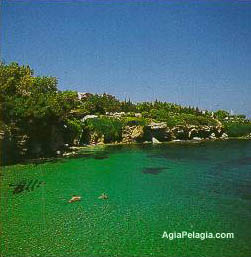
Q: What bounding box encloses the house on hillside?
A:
[77,92,93,100]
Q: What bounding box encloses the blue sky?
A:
[1,0,251,117]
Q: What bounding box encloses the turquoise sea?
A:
[1,140,251,257]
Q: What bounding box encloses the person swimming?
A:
[98,193,108,200]
[68,195,81,203]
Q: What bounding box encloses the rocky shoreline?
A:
[39,124,251,159]
[1,119,251,166]
[1,62,251,166]
[61,136,251,159]
[3,135,250,166]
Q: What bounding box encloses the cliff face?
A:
[0,119,228,165]
[145,122,225,142]
[83,121,226,145]
[1,62,249,165]
[0,126,29,165]
[0,124,67,165]
[120,122,226,143]
[122,125,145,144]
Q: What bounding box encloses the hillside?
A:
[1,62,251,164]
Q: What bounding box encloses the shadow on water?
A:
[142,167,168,175]
[207,155,251,201]
[236,182,251,200]
[9,179,45,195]
[22,151,110,166]
[211,156,251,176]
[147,144,210,162]
[68,152,109,161]
[23,157,67,166]
[93,155,109,160]
[147,140,251,164]
[226,156,251,166]
[208,179,251,201]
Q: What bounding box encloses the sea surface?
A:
[1,140,251,257]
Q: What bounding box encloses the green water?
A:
[1,140,251,257]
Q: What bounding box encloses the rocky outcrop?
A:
[0,117,230,165]
[81,115,98,122]
[89,132,105,145]
[152,137,161,144]
[220,133,229,139]
[145,122,224,142]
[246,133,251,139]
[192,137,202,141]
[209,133,216,139]
[85,121,225,145]
[16,134,29,156]
[1,122,72,164]
[122,125,145,143]
[146,122,173,141]
[105,112,142,118]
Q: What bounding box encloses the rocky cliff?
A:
[145,122,226,142]
[0,119,229,165]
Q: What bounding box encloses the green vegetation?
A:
[0,62,250,164]
[81,93,121,115]
[65,118,83,144]
[84,117,123,143]
[223,122,251,137]
[0,62,81,163]
[214,109,251,137]
[121,117,149,126]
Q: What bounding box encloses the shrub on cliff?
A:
[64,118,83,144]
[178,114,218,126]
[151,112,218,127]
[84,117,123,143]
[223,122,251,137]
[121,117,149,126]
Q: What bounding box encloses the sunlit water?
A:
[1,140,251,256]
